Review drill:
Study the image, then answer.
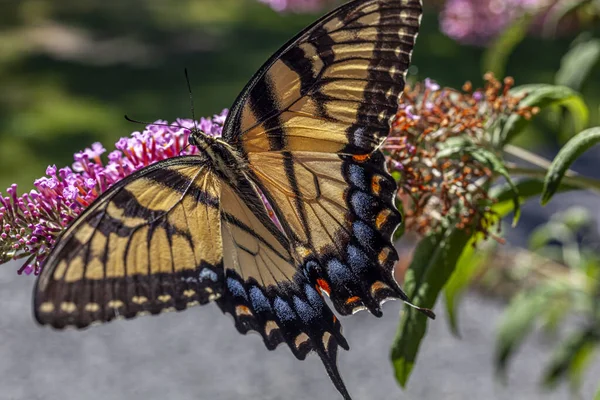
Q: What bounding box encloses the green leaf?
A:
[555,37,600,91]
[469,148,521,225]
[393,196,406,241]
[543,0,594,36]
[491,178,546,203]
[444,234,494,336]
[542,329,596,389]
[482,14,533,78]
[391,226,472,387]
[542,127,600,205]
[495,287,558,375]
[501,84,589,145]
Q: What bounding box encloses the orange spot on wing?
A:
[352,154,370,163]
[316,278,331,295]
[375,209,391,229]
[370,281,388,294]
[378,248,391,265]
[235,305,252,316]
[345,296,361,305]
[371,175,382,195]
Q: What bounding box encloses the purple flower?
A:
[425,78,441,92]
[0,111,229,275]
[440,0,546,46]
[258,0,332,12]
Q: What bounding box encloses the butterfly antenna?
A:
[184,68,199,131]
[124,115,178,128]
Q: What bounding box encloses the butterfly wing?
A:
[216,175,351,398]
[222,0,425,317]
[34,154,352,398]
[34,156,225,328]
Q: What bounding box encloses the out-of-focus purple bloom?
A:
[259,0,333,13]
[0,111,228,275]
[440,0,546,46]
[425,78,441,92]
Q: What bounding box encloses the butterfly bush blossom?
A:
[440,0,568,45]
[259,0,332,12]
[384,73,538,237]
[0,111,229,276]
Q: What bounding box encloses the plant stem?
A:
[508,166,600,193]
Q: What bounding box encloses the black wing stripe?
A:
[221,212,293,263]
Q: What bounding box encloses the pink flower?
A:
[259,0,333,13]
[0,112,228,275]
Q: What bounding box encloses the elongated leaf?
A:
[542,329,596,389]
[543,0,594,36]
[542,127,600,205]
[495,286,560,375]
[482,14,533,78]
[391,226,472,387]
[444,234,493,336]
[470,148,521,225]
[556,37,600,91]
[491,178,578,205]
[501,84,589,145]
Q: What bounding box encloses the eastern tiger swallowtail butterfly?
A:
[34,0,432,398]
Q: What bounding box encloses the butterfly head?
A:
[188,127,216,152]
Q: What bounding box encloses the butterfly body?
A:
[34,1,428,399]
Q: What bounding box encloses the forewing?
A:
[34,157,224,329]
[224,0,422,155]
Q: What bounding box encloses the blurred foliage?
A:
[1,0,599,191]
[493,207,600,395]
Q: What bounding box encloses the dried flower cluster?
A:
[384,74,538,238]
[0,111,228,275]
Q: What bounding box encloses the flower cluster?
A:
[384,74,538,238]
[0,111,228,275]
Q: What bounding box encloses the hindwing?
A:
[222,0,424,318]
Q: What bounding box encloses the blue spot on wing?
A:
[293,296,318,324]
[249,287,271,313]
[226,277,248,301]
[347,245,370,275]
[199,268,218,282]
[348,164,367,190]
[304,284,324,314]
[352,220,377,248]
[350,191,376,220]
[327,259,354,285]
[274,297,295,322]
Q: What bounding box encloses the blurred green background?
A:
[0,0,598,190]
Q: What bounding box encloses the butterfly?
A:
[33,0,432,399]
